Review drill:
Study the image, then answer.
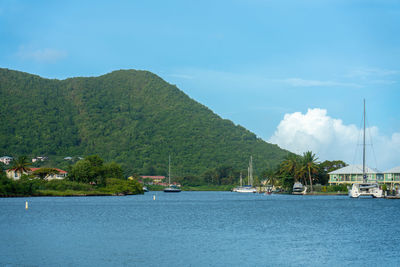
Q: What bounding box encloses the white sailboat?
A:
[349,100,383,198]
[164,155,181,193]
[236,156,257,193]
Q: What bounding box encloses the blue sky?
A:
[1,0,399,168]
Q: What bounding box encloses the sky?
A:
[1,0,399,170]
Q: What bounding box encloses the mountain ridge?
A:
[0,68,289,176]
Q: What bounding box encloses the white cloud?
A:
[17,46,67,62]
[282,78,361,88]
[269,108,400,170]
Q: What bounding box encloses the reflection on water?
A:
[1,192,400,266]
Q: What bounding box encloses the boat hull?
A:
[292,183,307,195]
[349,183,383,198]
[164,188,181,193]
[234,186,257,193]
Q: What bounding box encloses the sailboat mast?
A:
[250,156,253,186]
[169,155,171,185]
[247,166,250,185]
[363,99,366,183]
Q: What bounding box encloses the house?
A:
[6,168,68,180]
[0,156,13,165]
[140,175,166,184]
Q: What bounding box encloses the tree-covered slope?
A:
[0,68,289,176]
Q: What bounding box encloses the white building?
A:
[0,156,13,165]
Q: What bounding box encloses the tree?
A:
[10,156,31,177]
[103,162,124,179]
[280,154,302,182]
[32,168,60,180]
[68,155,124,185]
[68,159,93,183]
[302,151,319,192]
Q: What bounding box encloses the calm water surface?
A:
[1,192,400,266]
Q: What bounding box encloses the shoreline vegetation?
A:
[0,155,144,197]
[0,153,351,197]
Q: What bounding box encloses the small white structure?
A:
[0,156,13,165]
[32,156,48,163]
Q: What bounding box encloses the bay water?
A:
[1,192,400,266]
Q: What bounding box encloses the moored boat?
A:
[164,155,181,193]
[348,100,383,198]
[234,156,257,193]
[292,182,307,195]
[164,184,181,193]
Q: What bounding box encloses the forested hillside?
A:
[0,68,289,176]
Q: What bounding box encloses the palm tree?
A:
[280,154,302,182]
[302,151,319,192]
[10,156,32,178]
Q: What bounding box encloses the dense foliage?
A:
[0,155,142,196]
[0,68,289,177]
[68,155,124,185]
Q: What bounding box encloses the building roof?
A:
[384,166,400,174]
[328,164,381,174]
[140,175,166,179]
[6,168,67,174]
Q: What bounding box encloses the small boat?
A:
[265,185,273,195]
[142,186,149,192]
[292,182,307,195]
[236,185,257,193]
[164,155,181,193]
[164,184,181,193]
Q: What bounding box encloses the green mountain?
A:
[0,68,289,176]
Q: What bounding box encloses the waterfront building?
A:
[329,164,400,186]
[328,165,383,185]
[383,166,400,187]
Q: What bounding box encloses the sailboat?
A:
[163,155,181,193]
[235,156,257,193]
[348,100,383,198]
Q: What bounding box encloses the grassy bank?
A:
[0,177,144,197]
